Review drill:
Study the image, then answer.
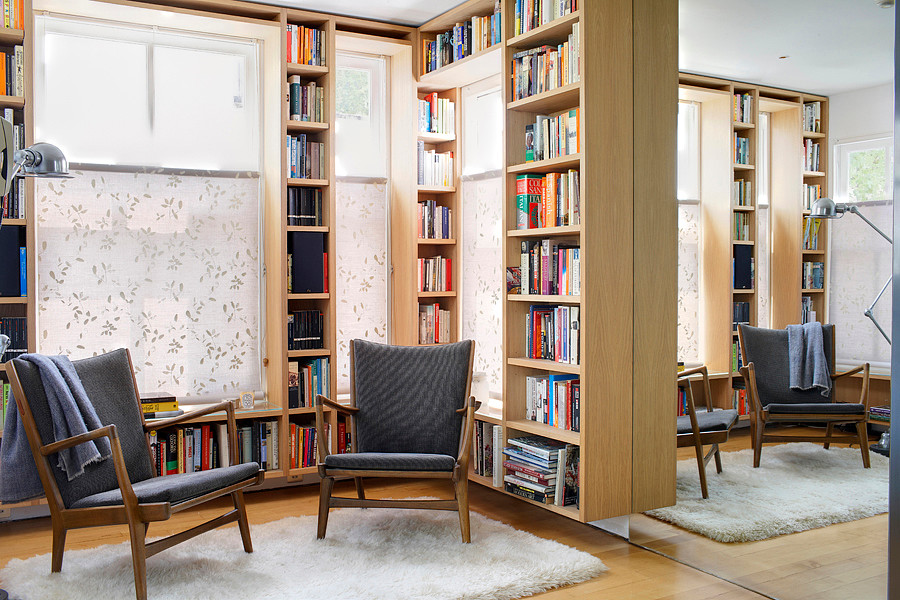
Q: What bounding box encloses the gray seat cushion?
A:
[765,403,866,415]
[324,452,455,472]
[70,462,260,508]
[677,409,739,435]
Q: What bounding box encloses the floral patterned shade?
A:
[677,203,700,363]
[35,170,262,400]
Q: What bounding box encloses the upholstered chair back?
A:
[350,339,473,457]
[12,349,155,508]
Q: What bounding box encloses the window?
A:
[333,52,389,393]
[33,0,279,402]
[460,77,503,402]
[830,136,893,368]
[676,101,701,364]
[756,112,771,329]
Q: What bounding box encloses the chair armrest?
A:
[41,424,118,456]
[455,397,478,473]
[317,395,358,416]
[143,400,233,431]
[457,400,482,414]
[677,365,708,379]
[832,364,867,380]
[314,395,341,466]
[677,365,714,412]
[740,362,764,418]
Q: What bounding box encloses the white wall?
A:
[828,82,894,149]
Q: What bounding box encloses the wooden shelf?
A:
[417,132,455,144]
[507,224,580,237]
[508,154,582,174]
[287,178,329,187]
[508,81,581,114]
[803,171,826,178]
[507,11,581,48]
[803,131,826,139]
[287,348,332,358]
[288,406,327,415]
[0,296,26,304]
[417,238,456,245]
[286,63,328,77]
[732,240,754,245]
[287,292,330,300]
[802,248,826,255]
[732,121,755,130]
[287,225,329,233]
[0,27,24,45]
[508,294,581,304]
[0,95,24,109]
[286,120,329,133]
[417,185,456,194]
[468,471,496,488]
[474,411,503,426]
[801,288,825,293]
[505,419,580,444]
[732,205,755,212]
[732,163,754,171]
[733,288,755,294]
[145,405,283,426]
[418,290,457,298]
[418,44,502,92]
[507,357,580,375]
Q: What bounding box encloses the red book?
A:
[503,460,554,485]
[201,425,210,471]
[337,421,346,454]
[446,258,451,291]
[323,252,328,293]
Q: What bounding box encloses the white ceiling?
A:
[259,0,894,95]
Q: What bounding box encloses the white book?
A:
[554,448,566,506]
[492,425,503,487]
[216,423,230,468]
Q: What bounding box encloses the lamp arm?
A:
[847,205,893,244]
[864,275,892,344]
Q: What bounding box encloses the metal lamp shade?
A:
[810,197,844,219]
[16,143,72,177]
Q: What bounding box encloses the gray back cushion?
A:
[739,324,834,406]
[13,349,155,508]
[352,339,473,456]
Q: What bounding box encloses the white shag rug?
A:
[1,506,607,600]
[645,442,889,543]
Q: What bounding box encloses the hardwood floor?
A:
[0,426,885,599]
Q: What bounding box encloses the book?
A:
[144,409,185,420]
[288,231,326,293]
[141,400,179,413]
[506,267,521,294]
[508,435,566,461]
[0,224,24,296]
[504,481,554,504]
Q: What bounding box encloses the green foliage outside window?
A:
[336,66,370,121]
[848,148,889,203]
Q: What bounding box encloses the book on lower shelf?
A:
[802,217,822,250]
[418,303,450,344]
[473,421,503,486]
[803,139,820,171]
[869,405,890,422]
[801,296,816,324]
[802,261,825,289]
[524,374,579,431]
[732,178,752,206]
[287,188,324,227]
[732,302,750,332]
[0,316,26,362]
[803,183,822,210]
[418,200,452,239]
[503,435,578,507]
[288,231,327,293]
[287,309,324,350]
[525,304,580,364]
[149,420,277,475]
[418,93,455,136]
[510,28,581,102]
[286,24,325,66]
[519,239,580,296]
[416,142,454,187]
[288,422,328,468]
[418,256,452,292]
[803,101,822,133]
[733,133,750,165]
[0,224,25,297]
[288,357,329,409]
[288,76,324,123]
[287,134,325,179]
[515,171,581,229]
[524,108,579,163]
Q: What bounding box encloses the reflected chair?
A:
[5,348,264,600]
[314,339,477,542]
[737,324,871,468]
[677,366,738,499]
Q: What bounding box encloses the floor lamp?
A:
[810,197,892,344]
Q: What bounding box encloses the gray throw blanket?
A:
[787,322,831,397]
[0,354,111,503]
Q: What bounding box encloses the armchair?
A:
[5,349,264,600]
[314,339,477,542]
[737,324,871,468]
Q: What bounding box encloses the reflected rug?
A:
[0,506,607,600]
[644,442,889,543]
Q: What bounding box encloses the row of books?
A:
[0,0,24,30]
[524,108,580,162]
[524,374,580,431]
[286,309,325,351]
[335,419,352,454]
[803,139,821,172]
[733,245,754,290]
[418,303,451,345]
[418,93,455,136]
[801,296,817,324]
[418,256,452,292]
[288,357,329,409]
[149,424,232,476]
[0,316,25,362]
[287,135,325,180]
[732,301,750,332]
[421,4,502,75]
[473,420,502,483]
[802,217,822,250]
[418,200,452,239]
[140,392,180,420]
[734,134,750,165]
[802,261,825,290]
[0,382,10,430]
[514,171,581,229]
[733,92,753,123]
[732,386,750,416]
[869,405,890,423]
[510,29,581,102]
[287,188,324,227]
[525,304,580,364]
[731,341,744,373]
[0,181,22,219]
[288,77,325,123]
[733,212,751,241]
[287,231,327,293]
[802,101,822,133]
[416,144,454,187]
[733,179,752,206]
[288,423,323,469]
[0,223,25,296]
[503,436,578,507]
[676,385,689,416]
[286,24,325,67]
[803,183,822,210]
[0,46,22,97]
[518,239,580,296]
[513,0,577,36]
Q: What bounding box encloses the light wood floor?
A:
[0,426,886,600]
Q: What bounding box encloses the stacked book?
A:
[803,101,822,133]
[803,139,821,171]
[288,357,329,409]
[418,93,455,135]
[285,24,325,66]
[473,421,502,484]
[503,436,578,507]
[524,108,580,162]
[734,134,750,164]
[418,200,452,239]
[287,309,324,350]
[418,303,451,344]
[733,92,752,123]
[288,77,324,122]
[515,171,581,229]
[141,392,181,420]
[510,28,581,101]
[524,374,580,431]
[416,144,454,187]
[869,405,890,423]
[732,179,752,206]
[801,261,825,289]
[289,422,327,468]
[525,304,580,364]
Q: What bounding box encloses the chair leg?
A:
[232,490,253,553]
[50,523,66,573]
[856,421,871,468]
[713,443,723,474]
[354,477,366,500]
[454,477,471,543]
[693,440,709,499]
[317,476,335,540]
[753,421,765,468]
[824,422,835,449]
[126,520,148,600]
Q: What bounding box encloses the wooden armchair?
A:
[738,324,871,468]
[314,339,478,542]
[677,366,738,499]
[5,349,264,600]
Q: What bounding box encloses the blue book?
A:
[548,374,578,427]
[19,246,25,296]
